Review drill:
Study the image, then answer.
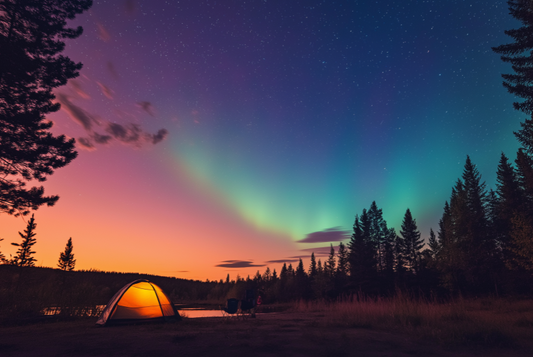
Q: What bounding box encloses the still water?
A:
[178,308,224,318]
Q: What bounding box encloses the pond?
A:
[178,308,224,318]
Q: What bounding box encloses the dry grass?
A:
[292,294,533,347]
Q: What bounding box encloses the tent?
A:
[96,279,180,326]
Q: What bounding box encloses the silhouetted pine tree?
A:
[10,214,37,266]
[0,238,6,263]
[494,153,523,259]
[336,241,349,291]
[437,157,497,294]
[394,225,407,285]
[368,201,387,273]
[271,269,278,282]
[492,0,533,115]
[57,237,76,271]
[400,209,424,274]
[516,148,533,210]
[348,211,377,293]
[262,267,272,282]
[324,244,336,280]
[427,228,440,258]
[295,258,310,299]
[308,252,317,281]
[0,0,92,216]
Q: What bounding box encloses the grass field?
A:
[292,294,533,347]
[1,297,533,356]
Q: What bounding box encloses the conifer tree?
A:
[336,241,349,279]
[280,263,288,281]
[348,211,377,292]
[271,269,278,282]
[295,258,309,299]
[0,0,92,216]
[324,244,336,279]
[308,252,317,280]
[11,213,37,266]
[368,201,387,272]
[287,263,294,277]
[0,238,6,263]
[516,148,533,210]
[400,209,424,273]
[492,0,533,115]
[57,237,76,271]
[427,228,440,258]
[262,267,271,282]
[495,153,523,255]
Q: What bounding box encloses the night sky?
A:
[0,0,524,280]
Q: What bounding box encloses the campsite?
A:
[1,266,533,356]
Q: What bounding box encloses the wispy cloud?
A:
[265,258,300,264]
[77,137,96,151]
[299,246,335,256]
[297,227,350,243]
[137,101,155,116]
[56,93,97,131]
[97,82,114,99]
[215,260,265,268]
[57,92,168,150]
[70,80,90,99]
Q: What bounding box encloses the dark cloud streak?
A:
[297,227,350,243]
[215,260,265,268]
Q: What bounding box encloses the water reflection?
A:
[178,308,223,318]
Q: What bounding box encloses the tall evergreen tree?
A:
[336,242,349,278]
[400,209,424,274]
[495,153,523,256]
[10,213,37,266]
[516,148,533,210]
[368,201,387,273]
[427,228,440,258]
[280,263,288,281]
[324,244,336,280]
[308,253,317,280]
[295,258,309,299]
[57,237,76,271]
[348,211,377,292]
[492,0,533,115]
[0,0,92,216]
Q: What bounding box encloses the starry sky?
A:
[0,0,525,281]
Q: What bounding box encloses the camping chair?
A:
[239,289,256,318]
[222,298,239,317]
[239,299,255,317]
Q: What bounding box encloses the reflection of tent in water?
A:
[96,279,180,326]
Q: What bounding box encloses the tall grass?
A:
[292,293,533,347]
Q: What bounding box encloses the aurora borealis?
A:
[0,0,525,280]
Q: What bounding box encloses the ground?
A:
[0,312,532,357]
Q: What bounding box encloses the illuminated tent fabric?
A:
[96,279,180,326]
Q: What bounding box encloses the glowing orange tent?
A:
[96,279,180,326]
